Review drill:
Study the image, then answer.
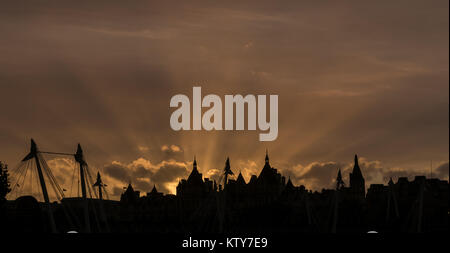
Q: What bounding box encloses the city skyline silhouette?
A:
[0,139,447,233]
[3,139,449,201]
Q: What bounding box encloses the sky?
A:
[0,0,448,200]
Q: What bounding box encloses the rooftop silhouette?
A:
[1,141,448,233]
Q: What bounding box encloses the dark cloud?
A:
[281,162,343,191]
[151,162,189,184]
[103,163,131,182]
[160,145,184,160]
[102,158,189,195]
[134,179,152,192]
[205,169,222,183]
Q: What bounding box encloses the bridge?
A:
[9,139,109,233]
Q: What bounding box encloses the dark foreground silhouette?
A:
[1,149,448,234]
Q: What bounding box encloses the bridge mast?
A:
[22,139,57,233]
[223,157,233,190]
[93,172,103,200]
[74,144,91,233]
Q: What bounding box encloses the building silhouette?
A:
[1,151,448,233]
[349,155,365,200]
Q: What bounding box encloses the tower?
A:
[187,156,203,184]
[256,149,284,200]
[178,156,207,198]
[349,154,365,199]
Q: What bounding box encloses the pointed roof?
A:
[286,177,294,188]
[151,184,158,194]
[282,176,296,194]
[190,155,199,174]
[187,156,203,183]
[259,149,275,179]
[352,154,363,177]
[125,183,134,193]
[236,172,246,185]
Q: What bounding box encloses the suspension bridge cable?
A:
[34,162,42,200]
[40,153,65,200]
[16,160,29,197]
[11,161,27,198]
[39,154,64,201]
[70,161,77,197]
[103,185,110,200]
[40,157,60,201]
[85,165,98,199]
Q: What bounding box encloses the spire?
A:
[286,176,294,187]
[151,184,158,193]
[260,149,272,175]
[349,154,365,198]
[187,155,202,183]
[352,154,362,177]
[125,183,134,193]
[193,155,198,171]
[283,176,295,193]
